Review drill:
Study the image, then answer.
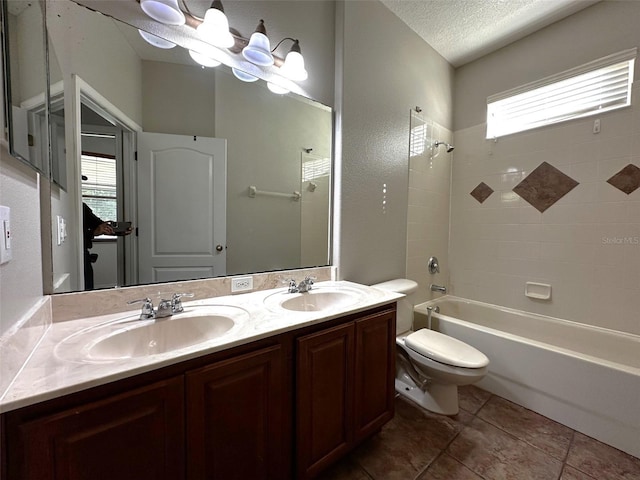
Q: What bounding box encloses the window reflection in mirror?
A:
[46,0,332,293]
[2,0,49,175]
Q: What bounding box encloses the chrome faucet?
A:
[287,276,316,293]
[170,293,194,313]
[128,293,194,319]
[426,305,440,329]
[298,276,315,293]
[128,297,155,320]
[430,284,447,294]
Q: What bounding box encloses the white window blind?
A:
[302,157,331,182]
[487,48,636,139]
[82,153,117,222]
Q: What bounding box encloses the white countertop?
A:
[0,281,402,413]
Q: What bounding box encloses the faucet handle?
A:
[171,293,194,313]
[127,297,154,319]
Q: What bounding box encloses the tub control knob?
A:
[428,256,440,274]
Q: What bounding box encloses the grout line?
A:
[475,395,576,464]
[413,392,486,480]
[555,431,576,480]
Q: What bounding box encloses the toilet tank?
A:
[371,279,418,334]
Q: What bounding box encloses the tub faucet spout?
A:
[430,284,447,294]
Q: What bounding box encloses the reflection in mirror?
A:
[1,0,49,175]
[46,0,332,294]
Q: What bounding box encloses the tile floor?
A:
[318,385,640,480]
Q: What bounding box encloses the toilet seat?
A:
[405,329,489,369]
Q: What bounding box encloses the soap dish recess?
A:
[525,282,551,300]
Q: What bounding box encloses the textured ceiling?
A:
[380,0,600,67]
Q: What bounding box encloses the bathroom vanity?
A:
[0,282,399,480]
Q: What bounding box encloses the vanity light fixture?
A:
[242,19,274,66]
[140,0,185,25]
[137,1,310,89]
[138,29,176,49]
[232,67,259,82]
[196,0,234,49]
[189,49,222,67]
[275,38,308,81]
[267,82,290,95]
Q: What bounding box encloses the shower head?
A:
[434,141,454,153]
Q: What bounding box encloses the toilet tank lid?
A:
[371,279,418,295]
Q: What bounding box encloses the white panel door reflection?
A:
[137,133,226,284]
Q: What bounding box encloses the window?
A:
[302,157,331,182]
[81,152,117,223]
[486,48,636,139]
[409,123,427,157]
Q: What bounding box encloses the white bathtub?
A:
[414,296,640,459]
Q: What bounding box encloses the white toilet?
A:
[373,279,489,415]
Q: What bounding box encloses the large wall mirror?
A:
[1,0,49,177]
[45,0,333,293]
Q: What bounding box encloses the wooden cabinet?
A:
[3,344,289,480]
[186,344,288,480]
[1,304,395,480]
[7,377,185,480]
[296,309,396,479]
[354,310,396,442]
[297,322,355,478]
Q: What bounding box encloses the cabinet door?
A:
[296,322,355,479]
[12,377,185,480]
[186,344,287,480]
[354,310,396,442]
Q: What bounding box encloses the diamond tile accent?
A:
[513,162,578,213]
[470,182,494,204]
[606,164,640,195]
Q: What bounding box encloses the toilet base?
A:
[395,376,460,416]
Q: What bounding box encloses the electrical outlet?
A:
[0,206,11,264]
[593,118,601,134]
[231,276,253,293]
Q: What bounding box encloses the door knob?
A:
[216,244,224,252]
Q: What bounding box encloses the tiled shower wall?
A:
[449,85,640,336]
[407,119,452,305]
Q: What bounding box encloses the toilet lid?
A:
[405,329,489,368]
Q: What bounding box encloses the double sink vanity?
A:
[0,280,402,479]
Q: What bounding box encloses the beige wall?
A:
[0,149,44,336]
[47,0,144,126]
[451,1,640,335]
[0,5,45,336]
[142,61,216,137]
[216,72,332,275]
[338,0,454,286]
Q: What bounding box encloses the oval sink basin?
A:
[55,305,249,363]
[88,314,235,361]
[264,287,363,313]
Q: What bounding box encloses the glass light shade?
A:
[267,82,289,95]
[140,0,185,26]
[197,8,234,49]
[242,32,274,66]
[138,29,176,49]
[232,68,259,83]
[280,50,308,81]
[189,50,221,68]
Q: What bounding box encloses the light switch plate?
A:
[0,206,11,264]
